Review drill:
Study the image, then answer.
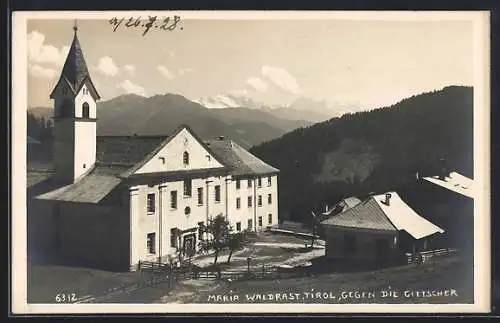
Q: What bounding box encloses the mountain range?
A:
[28,93,323,149]
[195,94,359,123]
[250,86,473,222]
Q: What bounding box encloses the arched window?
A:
[82,102,90,118]
[183,151,189,166]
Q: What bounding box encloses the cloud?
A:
[123,64,136,75]
[231,89,249,97]
[261,65,300,94]
[178,68,194,76]
[27,31,69,66]
[117,80,146,96]
[96,56,119,76]
[28,64,57,79]
[157,65,175,80]
[246,77,268,93]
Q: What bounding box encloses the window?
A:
[197,187,203,205]
[268,214,272,225]
[170,191,177,209]
[147,193,155,214]
[268,176,272,187]
[214,185,221,203]
[248,179,252,188]
[343,234,357,254]
[170,228,178,248]
[82,102,90,118]
[198,222,204,239]
[257,177,262,187]
[147,233,156,254]
[183,151,189,166]
[83,163,86,169]
[268,194,272,204]
[236,222,241,232]
[236,179,241,190]
[248,219,253,230]
[184,206,191,215]
[159,157,166,164]
[184,179,192,197]
[248,196,253,208]
[258,216,263,227]
[236,197,241,209]
[258,195,262,207]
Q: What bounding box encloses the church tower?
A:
[50,22,101,184]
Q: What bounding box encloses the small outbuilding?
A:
[321,192,444,267]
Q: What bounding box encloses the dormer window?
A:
[183,151,189,166]
[82,102,90,118]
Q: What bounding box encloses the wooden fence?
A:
[406,248,458,265]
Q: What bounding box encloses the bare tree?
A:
[227,231,247,264]
[200,214,231,266]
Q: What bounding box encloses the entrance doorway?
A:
[183,233,196,258]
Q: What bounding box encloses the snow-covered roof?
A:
[373,192,445,240]
[422,171,474,199]
[322,192,444,240]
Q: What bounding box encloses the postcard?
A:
[12,10,491,314]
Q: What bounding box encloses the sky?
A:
[27,16,475,110]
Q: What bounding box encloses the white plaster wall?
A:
[52,81,97,182]
[135,128,224,174]
[228,177,257,232]
[73,121,96,180]
[255,175,279,230]
[129,174,230,265]
[74,84,97,119]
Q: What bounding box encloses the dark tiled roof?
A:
[27,170,53,188]
[205,139,279,177]
[50,32,100,99]
[96,136,168,166]
[36,165,127,203]
[321,197,397,232]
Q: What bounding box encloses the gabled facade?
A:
[32,25,280,271]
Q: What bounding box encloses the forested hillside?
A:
[250,86,473,222]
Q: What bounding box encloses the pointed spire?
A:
[50,22,100,99]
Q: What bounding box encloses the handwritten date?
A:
[109,16,183,36]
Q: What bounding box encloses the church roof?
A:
[96,135,168,166]
[34,125,280,204]
[50,28,100,99]
[205,139,280,177]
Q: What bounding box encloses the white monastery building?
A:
[32,25,280,271]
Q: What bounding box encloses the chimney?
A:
[384,193,392,206]
[438,158,449,180]
[325,204,329,212]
